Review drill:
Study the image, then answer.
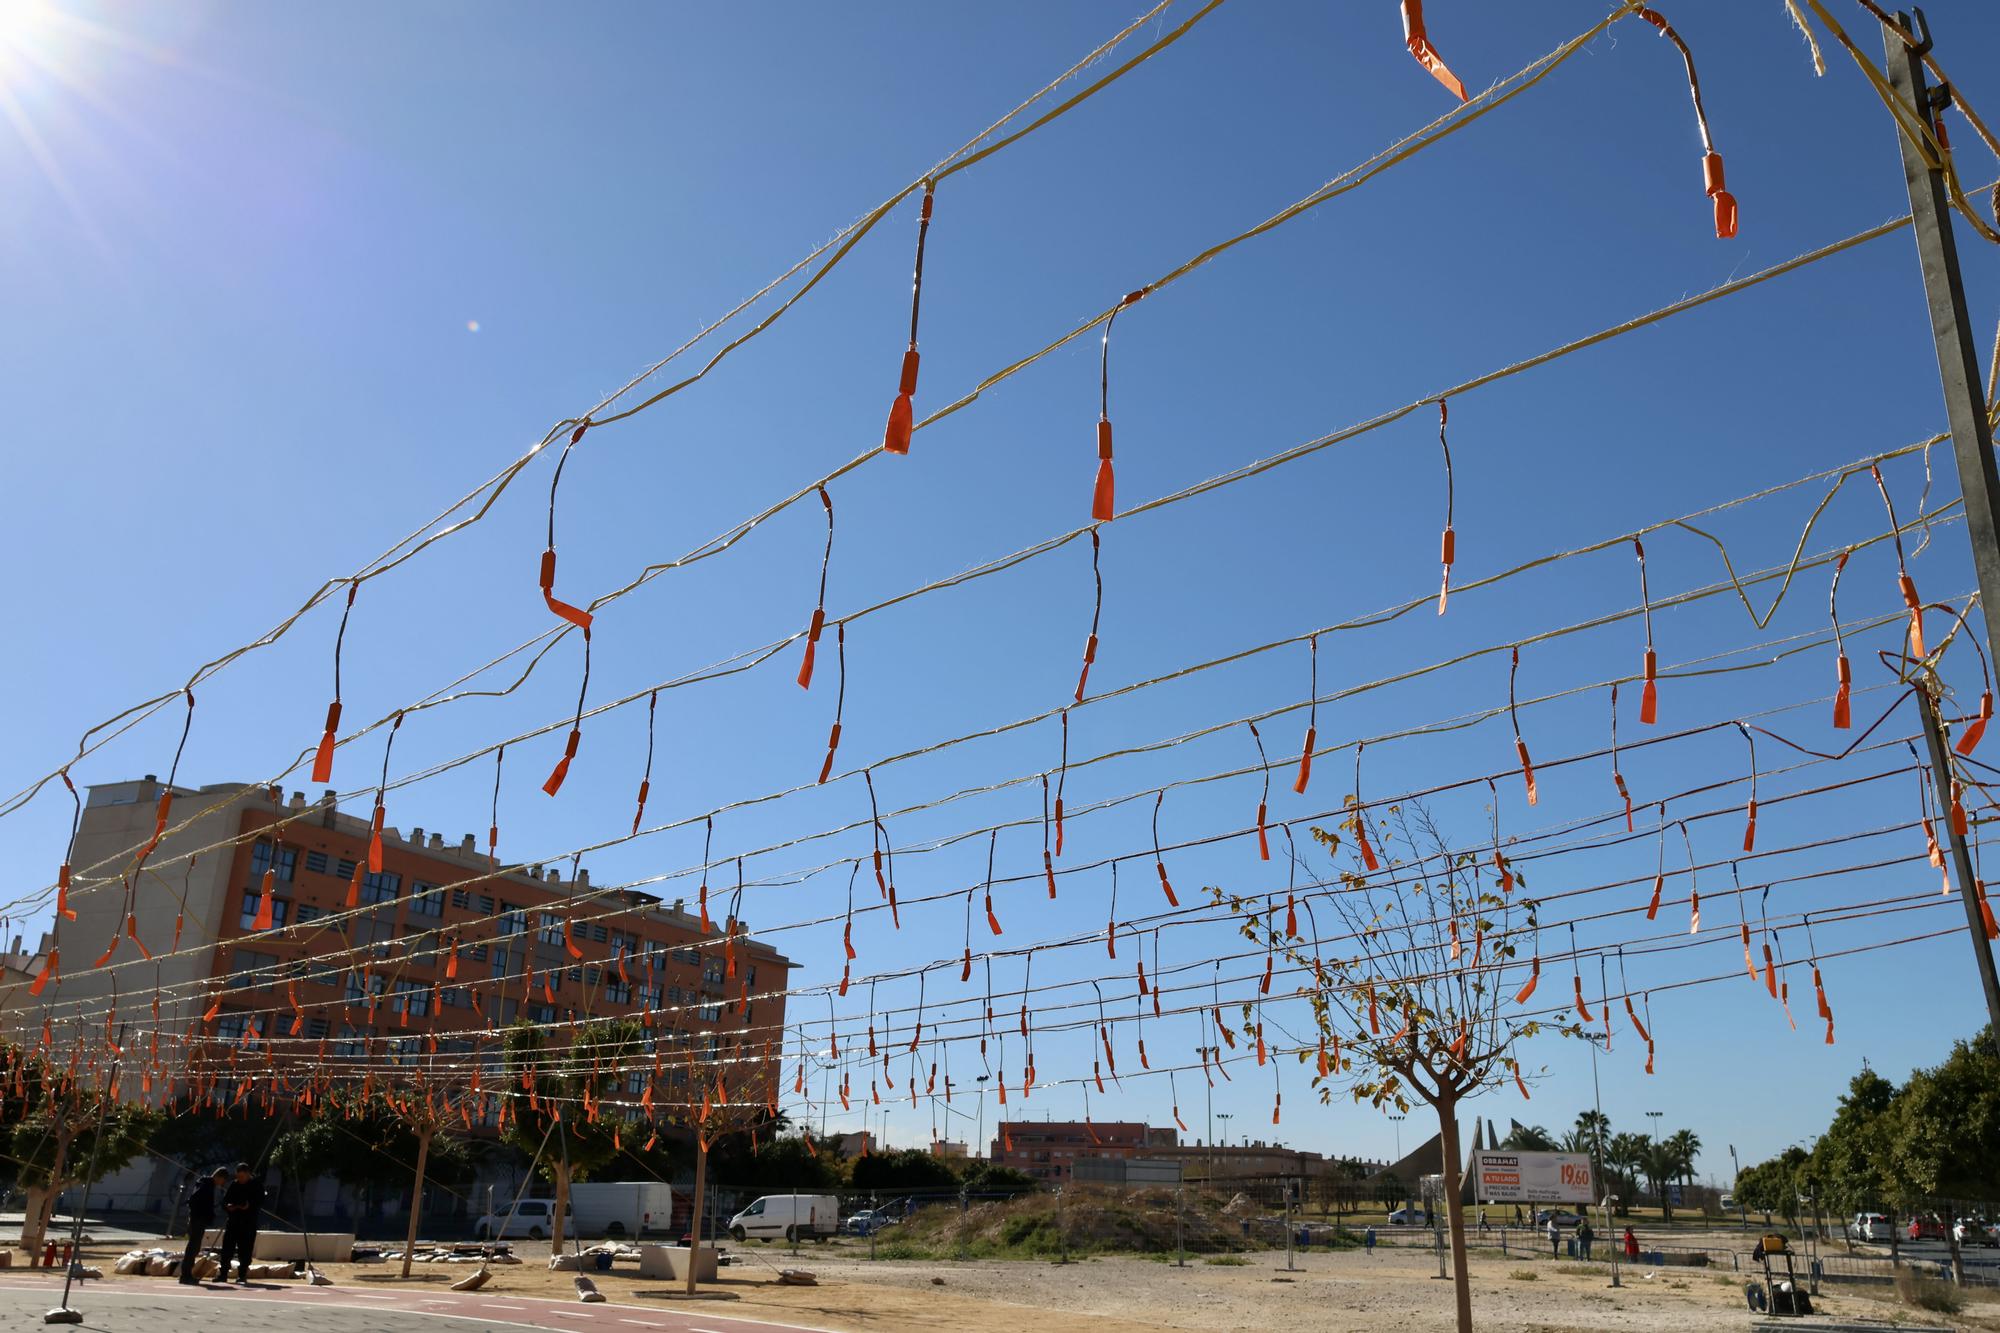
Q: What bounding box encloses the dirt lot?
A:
[51,1232,2000,1332]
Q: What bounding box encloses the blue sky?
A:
[3,0,1999,1182]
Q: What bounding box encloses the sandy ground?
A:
[47,1235,2000,1332]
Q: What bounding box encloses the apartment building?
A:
[989,1120,1179,1183]
[37,776,792,1107]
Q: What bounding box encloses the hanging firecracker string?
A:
[1075,530,1104,704]
[1150,928,1163,1018]
[1508,646,1538,806]
[54,771,80,923]
[1093,288,1149,521]
[1567,923,1594,1022]
[798,486,835,690]
[1952,628,1995,755]
[369,710,405,874]
[1759,887,1781,1004]
[1730,861,1759,986]
[1680,820,1701,934]
[1435,398,1455,615]
[310,581,359,784]
[1294,633,1318,794]
[1353,743,1380,872]
[1610,685,1634,834]
[1646,802,1668,919]
[1486,777,1513,893]
[1636,6,1739,239]
[1246,721,1272,861]
[1904,743,1947,890]
[1040,774,1058,899]
[1633,538,1659,724]
[1054,709,1071,857]
[882,183,934,456]
[631,689,658,837]
[1736,722,1758,852]
[1106,861,1119,961]
[1804,915,1836,1046]
[819,623,847,785]
[542,626,592,797]
[1151,790,1179,908]
[864,769,900,928]
[1512,930,1540,1005]
[699,815,714,934]
[1401,0,1468,102]
[137,690,196,870]
[488,745,505,868]
[539,419,596,631]
[1615,949,1650,1044]
[1829,549,1854,729]
[1868,463,1926,660]
[1282,826,1299,940]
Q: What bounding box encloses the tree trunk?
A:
[19,1187,47,1253]
[684,1141,709,1296]
[1434,1099,1473,1333]
[22,1129,72,1252]
[549,1162,571,1260]
[400,1126,433,1278]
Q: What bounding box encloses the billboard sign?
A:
[1471,1151,1595,1204]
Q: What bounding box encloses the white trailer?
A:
[566,1181,675,1238]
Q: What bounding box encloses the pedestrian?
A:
[1577,1218,1595,1260]
[1623,1225,1639,1262]
[178,1168,225,1284]
[217,1162,264,1283]
[1364,1224,1376,1256]
[1547,1216,1561,1258]
[1513,1203,1523,1226]
[1478,1208,1488,1233]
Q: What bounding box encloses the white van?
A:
[727,1193,839,1243]
[567,1182,674,1238]
[473,1197,572,1240]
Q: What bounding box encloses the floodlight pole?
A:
[1882,9,2000,1035]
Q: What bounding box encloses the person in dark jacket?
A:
[216,1163,264,1282]
[178,1168,227,1284]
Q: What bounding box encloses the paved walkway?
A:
[0,1275,835,1333]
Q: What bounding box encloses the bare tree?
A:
[1219,799,1575,1333]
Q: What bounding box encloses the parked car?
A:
[1908,1215,1947,1241]
[1846,1212,1892,1242]
[845,1208,898,1236]
[728,1194,839,1243]
[1953,1219,1998,1248]
[1386,1207,1432,1226]
[473,1197,573,1240]
[567,1182,674,1238]
[1533,1209,1585,1228]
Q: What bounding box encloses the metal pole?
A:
[1919,681,2000,1029]
[1883,9,2000,1032]
[1176,1185,1186,1267]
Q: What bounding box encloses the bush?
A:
[1510,1269,1538,1282]
[1203,1255,1247,1266]
[1894,1270,1965,1315]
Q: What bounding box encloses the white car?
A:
[1846,1212,1892,1243]
[1953,1219,1998,1249]
[473,1197,572,1240]
[1386,1207,1432,1226]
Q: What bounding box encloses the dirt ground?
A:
[53,1235,2000,1332]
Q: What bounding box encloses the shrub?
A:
[1204,1255,1248,1266]
[1510,1269,1538,1282]
[1894,1269,1966,1315]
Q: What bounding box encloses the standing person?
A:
[1623,1225,1640,1263]
[1577,1218,1595,1260]
[217,1162,264,1283]
[1547,1215,1561,1258]
[1364,1224,1376,1256]
[177,1169,225,1284]
[1478,1208,1488,1234]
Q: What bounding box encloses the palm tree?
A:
[1572,1110,1610,1189]
[1606,1133,1649,1214]
[1501,1125,1558,1151]
[1666,1129,1702,1189]
[1641,1137,1683,1223]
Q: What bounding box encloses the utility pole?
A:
[1882,10,2000,1035]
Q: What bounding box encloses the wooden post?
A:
[399,1125,432,1278]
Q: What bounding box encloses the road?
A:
[0,1274,837,1333]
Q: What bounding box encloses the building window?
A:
[335,857,357,880]
[392,979,430,1018]
[304,850,329,876]
[408,882,442,918]
[361,870,401,906]
[239,894,290,931]
[227,951,278,990]
[476,894,495,916]
[296,904,324,925]
[530,1004,556,1025]
[441,986,468,1009]
[538,913,565,946]
[585,967,601,987]
[490,946,515,977]
[450,888,470,910]
[215,1013,250,1043]
[590,923,608,943]
[605,980,632,1005]
[469,944,489,963]
[249,841,297,883]
[305,1017,330,1040]
[697,1004,721,1022]
[345,973,385,1006]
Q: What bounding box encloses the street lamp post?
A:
[976,1074,990,1161]
[1645,1111,1664,1225]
